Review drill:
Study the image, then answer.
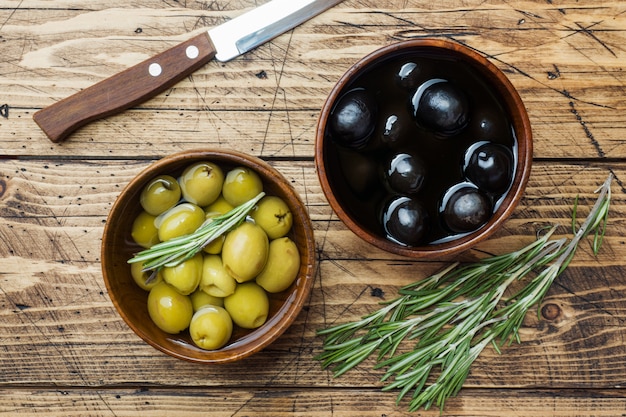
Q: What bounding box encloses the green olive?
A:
[190,287,224,312]
[179,162,224,207]
[147,281,193,334]
[221,222,269,283]
[224,282,269,329]
[161,253,203,295]
[156,202,205,242]
[222,167,264,206]
[189,305,233,350]
[200,254,237,297]
[202,212,226,255]
[131,211,160,248]
[204,195,234,216]
[140,175,181,216]
[130,261,163,291]
[203,234,225,255]
[256,237,300,293]
[251,196,293,239]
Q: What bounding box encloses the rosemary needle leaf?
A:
[316,173,613,412]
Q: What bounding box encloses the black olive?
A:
[339,150,380,199]
[381,114,402,146]
[382,196,429,246]
[442,186,492,233]
[396,62,422,90]
[329,88,377,149]
[411,79,469,136]
[376,101,414,149]
[464,142,514,194]
[384,152,426,195]
[469,106,509,140]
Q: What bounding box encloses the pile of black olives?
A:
[325,51,517,246]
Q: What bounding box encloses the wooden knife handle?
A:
[33,32,216,143]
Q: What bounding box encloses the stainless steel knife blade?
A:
[33,0,343,142]
[210,0,342,62]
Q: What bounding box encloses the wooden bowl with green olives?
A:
[101,149,316,363]
[315,39,533,258]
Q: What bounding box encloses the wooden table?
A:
[2,1,626,415]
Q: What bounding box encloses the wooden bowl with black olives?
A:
[101,149,316,363]
[315,39,532,258]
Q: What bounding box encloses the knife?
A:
[33,0,343,143]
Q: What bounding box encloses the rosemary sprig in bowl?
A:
[128,192,265,272]
[316,173,612,412]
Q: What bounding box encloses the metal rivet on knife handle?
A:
[148,63,163,77]
[186,45,200,59]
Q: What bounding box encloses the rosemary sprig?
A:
[128,192,265,271]
[316,173,612,412]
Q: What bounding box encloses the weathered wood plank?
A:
[1,160,624,263]
[2,255,626,388]
[1,1,625,158]
[1,388,626,416]
[0,160,625,389]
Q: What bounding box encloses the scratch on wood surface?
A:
[0,257,100,292]
[567,98,605,158]
[0,272,118,415]
[608,169,626,195]
[0,0,22,32]
[572,21,617,58]
[259,29,296,157]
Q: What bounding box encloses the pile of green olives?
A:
[129,161,300,351]
[325,50,517,246]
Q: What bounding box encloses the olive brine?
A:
[325,51,517,246]
[129,162,300,350]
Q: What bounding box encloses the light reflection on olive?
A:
[382,196,429,246]
[441,185,492,233]
[385,152,426,195]
[411,79,469,137]
[464,142,514,195]
[329,88,377,149]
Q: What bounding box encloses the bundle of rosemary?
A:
[316,174,612,412]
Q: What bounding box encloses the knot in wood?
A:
[541,303,561,321]
[370,287,384,299]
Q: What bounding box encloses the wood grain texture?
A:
[1,1,625,158]
[2,388,626,416]
[2,0,626,415]
[1,162,625,386]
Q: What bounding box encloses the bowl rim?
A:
[315,38,533,258]
[101,148,317,363]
